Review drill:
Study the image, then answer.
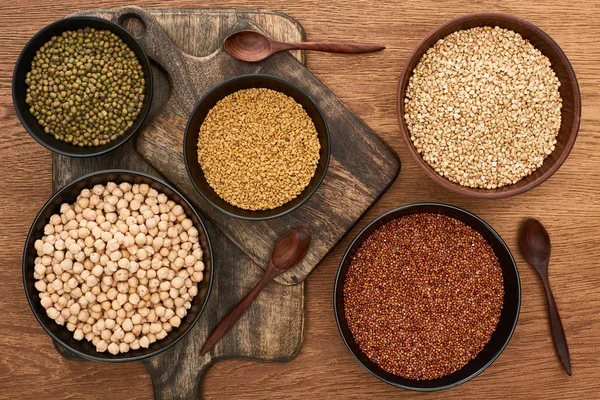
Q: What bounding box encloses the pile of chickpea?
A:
[33,181,205,355]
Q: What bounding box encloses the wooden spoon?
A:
[519,218,572,375]
[223,30,385,62]
[200,229,311,356]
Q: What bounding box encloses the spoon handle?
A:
[200,264,279,356]
[279,41,385,54]
[542,279,572,375]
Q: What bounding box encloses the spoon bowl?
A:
[519,218,552,271]
[223,30,273,62]
[271,229,311,271]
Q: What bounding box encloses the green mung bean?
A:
[25,27,145,147]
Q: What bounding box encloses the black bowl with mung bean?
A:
[12,16,153,157]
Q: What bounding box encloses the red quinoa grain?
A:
[344,213,504,380]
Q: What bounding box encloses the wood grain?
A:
[2,0,600,399]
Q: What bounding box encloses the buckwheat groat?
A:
[405,26,562,189]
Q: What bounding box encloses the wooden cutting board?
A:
[53,8,307,399]
[114,6,401,286]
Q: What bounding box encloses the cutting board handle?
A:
[112,6,185,69]
[111,6,201,114]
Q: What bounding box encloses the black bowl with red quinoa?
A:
[334,203,520,391]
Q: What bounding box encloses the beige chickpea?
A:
[149,322,162,334]
[100,230,112,243]
[129,293,140,305]
[127,276,138,288]
[51,279,63,291]
[169,316,181,328]
[136,248,148,261]
[133,232,146,247]
[181,218,193,231]
[176,307,187,319]
[35,280,47,292]
[166,227,178,239]
[109,251,122,262]
[159,281,171,292]
[159,291,170,303]
[64,209,76,222]
[91,265,103,278]
[41,255,53,266]
[71,287,82,300]
[40,296,53,309]
[117,293,128,306]
[192,271,204,282]
[72,328,85,341]
[85,275,98,287]
[107,342,119,355]
[94,340,107,352]
[131,313,143,325]
[123,332,135,344]
[157,220,169,232]
[138,336,150,348]
[66,220,79,231]
[94,239,106,252]
[171,277,185,290]
[122,318,134,332]
[184,255,196,267]
[111,299,121,310]
[42,242,54,256]
[156,267,170,280]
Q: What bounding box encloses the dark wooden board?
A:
[53,8,306,399]
[108,7,401,285]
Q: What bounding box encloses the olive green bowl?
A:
[12,16,153,158]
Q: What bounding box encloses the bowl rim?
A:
[22,169,214,362]
[12,16,154,158]
[396,12,581,199]
[333,202,521,391]
[183,73,331,221]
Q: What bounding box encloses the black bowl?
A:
[334,203,521,391]
[23,170,213,362]
[12,16,153,158]
[183,74,331,220]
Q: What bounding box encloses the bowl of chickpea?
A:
[23,169,213,362]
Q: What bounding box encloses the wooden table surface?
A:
[1,1,599,398]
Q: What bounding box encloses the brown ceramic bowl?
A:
[397,13,580,198]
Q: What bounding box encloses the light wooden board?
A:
[2,1,600,399]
